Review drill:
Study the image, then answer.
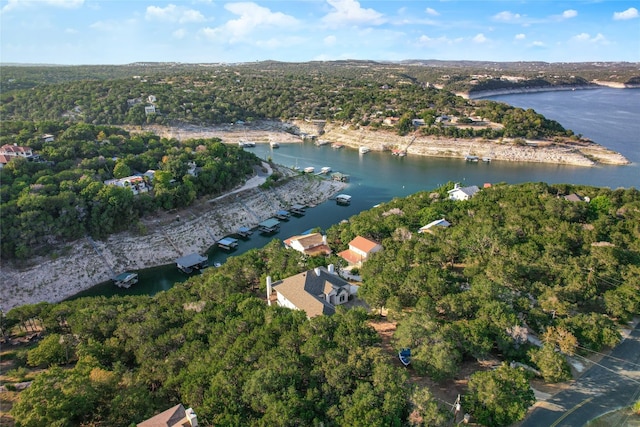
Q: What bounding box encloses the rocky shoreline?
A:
[1,163,346,311]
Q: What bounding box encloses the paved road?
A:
[520,322,640,427]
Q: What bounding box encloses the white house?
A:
[0,144,38,168]
[338,236,382,266]
[137,404,198,427]
[104,175,149,195]
[448,183,480,201]
[268,265,352,318]
[284,233,332,256]
[144,105,156,115]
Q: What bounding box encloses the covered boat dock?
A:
[258,218,280,233]
[217,237,239,250]
[112,272,138,288]
[236,226,253,238]
[176,253,208,274]
[290,204,306,216]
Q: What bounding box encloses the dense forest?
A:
[3,183,639,426]
[0,121,261,259]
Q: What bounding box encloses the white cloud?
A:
[425,7,439,17]
[256,36,305,49]
[473,33,488,43]
[613,7,638,20]
[2,0,83,12]
[515,33,526,40]
[322,0,385,27]
[324,35,337,46]
[531,41,545,47]
[417,35,461,47]
[65,28,78,34]
[571,32,608,44]
[173,29,186,39]
[146,4,205,24]
[562,9,577,19]
[493,11,522,22]
[201,2,299,43]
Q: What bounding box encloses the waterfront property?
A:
[112,272,138,288]
[419,218,451,234]
[176,253,208,274]
[284,232,332,256]
[266,265,353,318]
[258,218,280,233]
[217,237,239,250]
[338,236,382,267]
[448,183,480,201]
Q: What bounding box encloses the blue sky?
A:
[1,0,639,64]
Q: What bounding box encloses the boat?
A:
[238,140,255,148]
[482,156,492,163]
[359,146,371,154]
[320,166,332,174]
[392,149,407,157]
[270,141,280,148]
[112,272,138,288]
[303,166,315,173]
[331,172,350,182]
[465,155,479,162]
[399,348,411,367]
[217,237,239,250]
[336,194,352,205]
[315,139,330,146]
[331,143,344,149]
[213,262,222,268]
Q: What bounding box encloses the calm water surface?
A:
[73,88,640,299]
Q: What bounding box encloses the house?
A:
[412,118,426,127]
[268,265,352,318]
[564,193,585,202]
[42,134,55,143]
[147,95,157,103]
[448,183,480,201]
[103,175,149,195]
[338,236,382,266]
[0,144,39,167]
[419,218,451,233]
[284,232,332,256]
[145,105,156,115]
[137,404,198,427]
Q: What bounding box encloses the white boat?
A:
[270,141,279,148]
[303,166,315,173]
[359,146,371,154]
[336,194,352,205]
[320,166,331,174]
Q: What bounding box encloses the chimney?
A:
[314,267,322,276]
[185,407,198,427]
[328,264,335,274]
[266,276,272,306]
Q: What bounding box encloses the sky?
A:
[1,0,639,65]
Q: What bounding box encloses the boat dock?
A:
[336,194,352,205]
[331,172,350,182]
[258,218,280,233]
[236,226,253,238]
[217,237,239,250]
[112,272,138,288]
[176,253,208,274]
[275,210,290,220]
[290,204,306,216]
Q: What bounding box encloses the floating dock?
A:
[275,210,290,220]
[112,272,138,288]
[236,226,253,238]
[290,204,306,216]
[331,172,350,182]
[258,218,280,233]
[217,237,239,250]
[176,253,208,274]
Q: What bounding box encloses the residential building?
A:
[448,183,480,201]
[419,218,451,233]
[268,265,352,318]
[104,175,149,195]
[338,236,382,266]
[137,404,198,427]
[0,144,38,168]
[284,232,332,256]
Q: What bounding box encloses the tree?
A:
[465,363,535,427]
[529,344,572,383]
[112,160,131,179]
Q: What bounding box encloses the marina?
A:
[275,210,290,220]
[236,226,253,238]
[290,204,306,216]
[258,218,280,233]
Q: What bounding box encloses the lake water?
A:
[72,88,640,299]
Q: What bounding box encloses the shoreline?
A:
[464,83,640,100]
[1,164,346,311]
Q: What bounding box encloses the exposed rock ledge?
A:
[1,166,346,311]
[290,120,630,167]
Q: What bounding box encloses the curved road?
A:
[520,322,640,426]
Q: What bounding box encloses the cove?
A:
[72,88,640,300]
